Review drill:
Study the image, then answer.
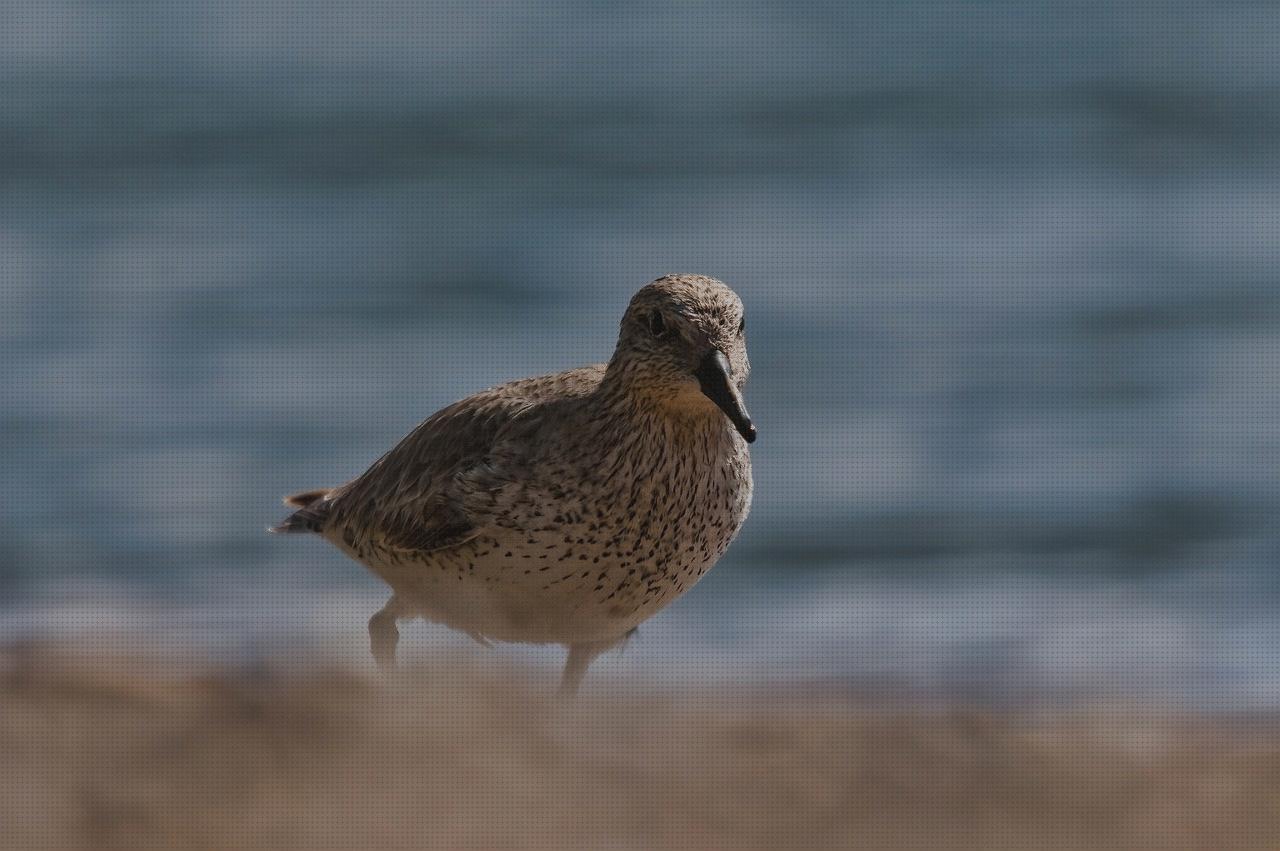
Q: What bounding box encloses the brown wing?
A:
[318,365,605,555]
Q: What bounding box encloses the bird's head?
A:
[608,274,755,444]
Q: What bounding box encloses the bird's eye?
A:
[738,316,746,335]
[648,310,669,338]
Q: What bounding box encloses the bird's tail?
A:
[268,489,333,534]
[283,489,329,508]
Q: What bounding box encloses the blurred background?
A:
[2,2,1279,709]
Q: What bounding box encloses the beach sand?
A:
[4,642,1279,851]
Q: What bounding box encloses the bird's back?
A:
[275,364,608,551]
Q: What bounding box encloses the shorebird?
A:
[271,275,755,694]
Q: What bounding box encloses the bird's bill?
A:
[694,350,757,443]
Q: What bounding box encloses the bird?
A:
[271,274,755,694]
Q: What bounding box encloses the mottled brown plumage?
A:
[272,275,755,693]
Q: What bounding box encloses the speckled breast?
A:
[486,421,753,639]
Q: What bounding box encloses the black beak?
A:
[694,350,756,443]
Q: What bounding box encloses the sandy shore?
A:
[3,642,1279,851]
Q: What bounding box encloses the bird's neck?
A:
[596,364,729,447]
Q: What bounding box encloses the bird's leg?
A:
[558,644,605,697]
[559,631,634,698]
[368,597,400,670]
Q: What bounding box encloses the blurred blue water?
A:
[2,2,1278,704]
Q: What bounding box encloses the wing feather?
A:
[321,365,605,556]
